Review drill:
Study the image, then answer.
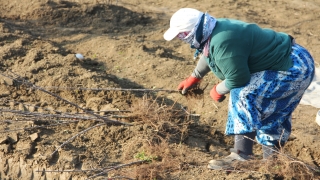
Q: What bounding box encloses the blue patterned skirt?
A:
[226,44,315,146]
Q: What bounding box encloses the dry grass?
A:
[4,77,319,179]
[232,149,320,180]
[120,94,320,180]
[128,94,191,142]
[116,94,195,179]
[117,140,197,180]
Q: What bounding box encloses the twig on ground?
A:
[243,135,319,172]
[76,110,132,114]
[3,99,132,115]
[212,102,218,109]
[0,122,75,133]
[0,72,131,126]
[180,106,200,117]
[0,108,89,120]
[0,108,128,122]
[36,167,135,180]
[106,176,134,180]
[86,160,147,180]
[36,169,104,173]
[50,123,105,157]
[214,168,262,174]
[5,100,65,114]
[37,86,179,93]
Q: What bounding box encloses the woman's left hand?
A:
[210,85,226,102]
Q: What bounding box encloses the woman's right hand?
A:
[177,76,201,94]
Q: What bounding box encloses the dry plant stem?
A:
[243,136,319,172]
[146,95,159,114]
[1,108,129,122]
[0,122,75,133]
[50,123,105,157]
[215,169,262,174]
[7,100,65,114]
[107,115,129,118]
[37,86,179,93]
[1,72,131,126]
[2,117,79,123]
[279,129,285,151]
[86,160,147,180]
[180,105,200,117]
[0,108,92,120]
[31,85,129,125]
[289,160,316,177]
[243,136,281,156]
[77,110,132,113]
[212,102,218,109]
[36,169,104,173]
[6,100,132,115]
[106,176,134,180]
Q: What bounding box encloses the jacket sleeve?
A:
[216,80,230,94]
[191,55,211,78]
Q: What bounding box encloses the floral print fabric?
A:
[226,43,315,146]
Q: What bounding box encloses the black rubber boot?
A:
[234,131,256,157]
[207,132,256,170]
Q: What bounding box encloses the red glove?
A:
[210,85,226,102]
[177,76,201,94]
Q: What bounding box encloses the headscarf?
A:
[180,12,216,59]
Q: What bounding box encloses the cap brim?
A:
[163,28,179,41]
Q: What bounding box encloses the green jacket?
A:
[205,19,293,90]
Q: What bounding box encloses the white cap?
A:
[163,8,203,41]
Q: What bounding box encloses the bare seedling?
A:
[229,136,320,180]
[183,83,208,99]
